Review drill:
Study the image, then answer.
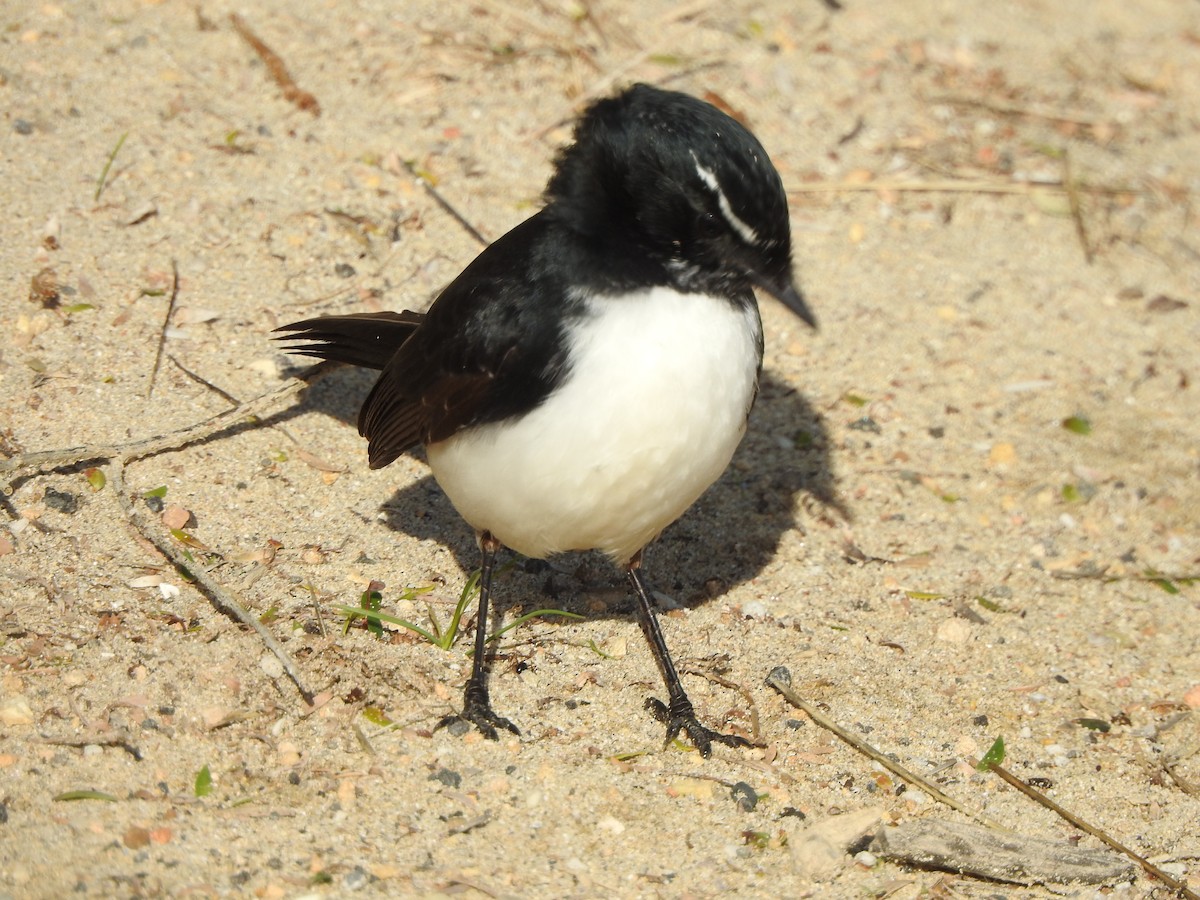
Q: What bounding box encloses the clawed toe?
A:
[437,681,520,740]
[644,696,752,758]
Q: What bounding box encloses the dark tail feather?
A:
[274,311,425,371]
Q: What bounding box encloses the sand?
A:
[2,1,1198,897]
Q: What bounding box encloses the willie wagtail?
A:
[276,83,815,756]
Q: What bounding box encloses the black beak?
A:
[760,276,817,330]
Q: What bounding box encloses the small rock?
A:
[14,119,33,135]
[0,696,34,727]
[277,742,301,767]
[429,768,461,789]
[43,488,79,514]
[343,865,370,891]
[597,815,625,835]
[789,806,886,879]
[936,618,972,643]
[161,504,192,530]
[123,826,152,849]
[260,654,285,679]
[730,782,757,812]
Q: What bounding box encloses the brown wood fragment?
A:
[229,13,320,116]
[29,267,59,308]
[871,819,1134,886]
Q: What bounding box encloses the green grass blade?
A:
[336,606,439,645]
[487,609,584,643]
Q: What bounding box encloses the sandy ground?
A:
[3,1,1199,897]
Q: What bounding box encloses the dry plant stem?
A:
[765,666,1004,830]
[168,354,241,406]
[401,160,489,248]
[93,131,128,203]
[147,259,181,398]
[0,371,328,703]
[682,665,762,745]
[787,178,1140,197]
[229,13,320,115]
[0,371,317,488]
[1051,568,1200,585]
[1165,762,1200,797]
[932,94,1108,129]
[980,760,1199,900]
[1063,150,1094,264]
[108,456,313,704]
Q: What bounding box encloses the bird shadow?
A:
[286,363,846,617]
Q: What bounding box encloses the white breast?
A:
[425,287,762,565]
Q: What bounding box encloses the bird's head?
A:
[546,83,815,328]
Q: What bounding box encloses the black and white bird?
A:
[276,83,815,756]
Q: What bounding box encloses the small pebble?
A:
[334,263,357,278]
[854,850,877,868]
[43,488,79,514]
[343,865,370,891]
[730,782,757,812]
[741,600,768,619]
[260,654,285,679]
[14,119,33,135]
[123,826,152,849]
[848,416,881,434]
[0,696,34,726]
[430,768,461,789]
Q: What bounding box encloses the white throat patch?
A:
[692,153,759,246]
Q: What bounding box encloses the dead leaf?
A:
[1146,294,1188,313]
[296,449,346,473]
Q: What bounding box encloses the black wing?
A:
[274,310,425,371]
[278,211,578,470]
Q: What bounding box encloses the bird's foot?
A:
[436,681,520,741]
[645,695,752,758]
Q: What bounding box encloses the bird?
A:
[275,83,816,756]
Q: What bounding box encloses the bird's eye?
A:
[697,211,722,238]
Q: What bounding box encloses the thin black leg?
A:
[437,531,519,739]
[626,551,751,757]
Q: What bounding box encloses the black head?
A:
[545,83,814,327]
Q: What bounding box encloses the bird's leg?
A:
[626,551,751,757]
[437,531,520,739]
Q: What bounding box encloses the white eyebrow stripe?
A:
[692,153,759,246]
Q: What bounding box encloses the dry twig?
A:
[147,260,180,398]
[765,666,1003,829]
[108,455,312,704]
[977,758,1199,899]
[786,177,1141,197]
[1,372,314,488]
[1063,149,1094,264]
[0,371,327,701]
[401,160,490,248]
[683,664,761,745]
[230,13,320,115]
